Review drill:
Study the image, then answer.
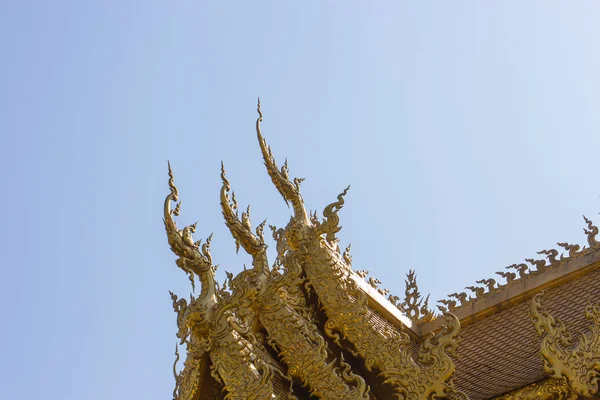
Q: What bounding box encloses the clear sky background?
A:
[1,2,600,399]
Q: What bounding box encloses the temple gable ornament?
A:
[164,100,465,400]
[163,101,600,400]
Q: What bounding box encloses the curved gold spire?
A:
[163,162,216,301]
[220,161,266,258]
[256,98,308,224]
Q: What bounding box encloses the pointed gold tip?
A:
[220,161,228,185]
[256,98,263,122]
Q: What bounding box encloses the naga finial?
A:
[220,162,266,257]
[255,98,308,224]
[164,163,217,302]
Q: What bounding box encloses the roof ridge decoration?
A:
[438,215,600,312]
[530,292,600,398]
[368,270,436,324]
[164,100,468,400]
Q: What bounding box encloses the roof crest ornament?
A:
[440,214,600,311]
[256,98,308,224]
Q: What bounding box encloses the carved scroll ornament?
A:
[531,293,600,398]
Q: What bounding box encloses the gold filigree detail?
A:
[400,270,434,324]
[531,293,600,397]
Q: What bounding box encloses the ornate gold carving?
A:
[165,164,285,400]
[440,214,600,310]
[492,378,576,400]
[164,101,467,399]
[400,270,434,324]
[531,293,600,397]
[220,162,370,400]
[252,101,465,399]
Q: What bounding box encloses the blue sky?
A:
[1,2,600,399]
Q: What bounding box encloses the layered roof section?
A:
[164,101,599,399]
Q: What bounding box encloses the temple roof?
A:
[163,101,600,400]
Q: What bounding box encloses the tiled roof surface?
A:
[452,264,600,399]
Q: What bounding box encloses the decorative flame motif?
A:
[439,215,600,311]
[164,101,466,399]
[531,293,600,397]
[400,270,434,323]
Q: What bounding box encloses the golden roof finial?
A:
[255,98,308,223]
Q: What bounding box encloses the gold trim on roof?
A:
[438,217,600,313]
